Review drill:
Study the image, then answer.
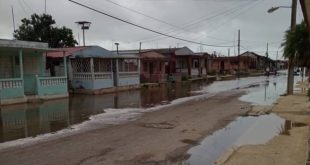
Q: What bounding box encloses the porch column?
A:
[187,57,191,77]
[138,58,141,74]
[63,51,67,77]
[90,58,95,80]
[19,49,23,79]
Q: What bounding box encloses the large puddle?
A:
[164,74,303,165]
[0,81,208,143]
[167,114,285,165]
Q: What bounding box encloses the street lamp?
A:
[267,0,297,95]
[115,42,119,54]
[75,21,91,46]
[267,6,291,13]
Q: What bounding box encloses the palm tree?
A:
[282,21,310,67]
[282,21,310,82]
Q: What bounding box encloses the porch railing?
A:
[36,76,68,96]
[119,72,139,78]
[94,73,112,79]
[0,78,23,89]
[73,72,112,80]
[37,77,67,87]
[73,73,92,80]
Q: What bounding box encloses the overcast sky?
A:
[0,0,305,59]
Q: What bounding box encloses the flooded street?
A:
[0,81,208,143]
[0,74,301,154]
[167,114,285,165]
[0,73,306,165]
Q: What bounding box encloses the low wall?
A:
[0,78,26,105]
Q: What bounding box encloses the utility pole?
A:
[45,0,47,14]
[238,29,240,79]
[228,48,230,57]
[266,42,269,69]
[11,6,16,33]
[286,0,297,95]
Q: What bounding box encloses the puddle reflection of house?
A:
[0,100,69,142]
[68,94,115,124]
[140,85,168,107]
[114,90,141,108]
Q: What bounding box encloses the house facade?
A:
[139,51,167,83]
[211,55,257,74]
[0,39,68,105]
[152,47,207,81]
[47,46,140,94]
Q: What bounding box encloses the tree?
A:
[14,13,77,48]
[282,21,310,67]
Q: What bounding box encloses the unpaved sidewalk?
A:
[222,94,310,165]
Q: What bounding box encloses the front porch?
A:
[0,39,68,105]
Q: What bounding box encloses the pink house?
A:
[140,51,168,83]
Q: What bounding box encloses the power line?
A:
[105,0,180,29]
[138,0,260,44]
[103,0,249,43]
[135,1,254,43]
[21,0,35,13]
[68,0,234,48]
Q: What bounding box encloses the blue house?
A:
[0,39,68,105]
[47,46,140,94]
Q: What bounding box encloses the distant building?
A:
[151,47,207,81]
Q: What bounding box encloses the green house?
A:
[0,39,68,105]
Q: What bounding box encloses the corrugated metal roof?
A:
[47,46,139,59]
[46,46,88,58]
[71,46,114,58]
[140,51,167,59]
[0,39,51,52]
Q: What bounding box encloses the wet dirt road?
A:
[0,90,249,165]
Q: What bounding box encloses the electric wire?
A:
[68,0,235,47]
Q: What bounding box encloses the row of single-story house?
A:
[0,39,285,105]
[210,51,282,74]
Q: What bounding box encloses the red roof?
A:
[46,46,88,58]
[140,51,167,59]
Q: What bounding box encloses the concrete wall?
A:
[71,79,113,90]
[118,72,140,86]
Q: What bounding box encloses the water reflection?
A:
[0,81,208,143]
[167,114,285,165]
[0,100,69,143]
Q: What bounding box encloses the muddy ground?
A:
[0,90,250,165]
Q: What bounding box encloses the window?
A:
[94,59,111,72]
[118,59,138,72]
[71,58,91,72]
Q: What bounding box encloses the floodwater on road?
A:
[165,74,303,165]
[0,74,300,144]
[166,114,285,165]
[0,81,208,143]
